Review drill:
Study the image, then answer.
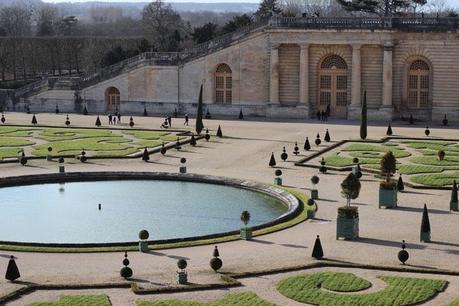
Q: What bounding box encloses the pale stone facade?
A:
[14,18,459,122]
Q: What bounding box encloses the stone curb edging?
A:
[2,260,459,304]
[0,172,300,249]
[295,136,459,190]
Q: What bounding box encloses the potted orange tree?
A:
[337,173,361,240]
[379,151,397,208]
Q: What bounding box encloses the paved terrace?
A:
[0,113,457,304]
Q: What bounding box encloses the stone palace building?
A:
[7,17,459,122]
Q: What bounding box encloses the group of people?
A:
[160,114,189,128]
[108,112,122,125]
[317,105,331,122]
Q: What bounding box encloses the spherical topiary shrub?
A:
[210,257,223,272]
[307,198,315,206]
[177,259,187,270]
[352,157,359,164]
[240,210,250,226]
[139,229,149,240]
[311,175,320,186]
[120,266,133,278]
[180,157,186,164]
[275,169,282,177]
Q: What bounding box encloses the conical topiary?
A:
[142,148,149,162]
[190,135,196,146]
[31,114,37,125]
[304,137,311,151]
[420,204,431,242]
[160,143,167,155]
[239,109,244,120]
[425,126,430,136]
[129,116,134,128]
[443,114,448,126]
[397,240,409,265]
[315,133,321,146]
[196,84,204,135]
[1,114,5,123]
[397,175,404,191]
[209,246,223,272]
[360,91,367,140]
[450,180,458,211]
[386,124,393,136]
[409,114,414,125]
[20,151,27,166]
[269,152,276,167]
[143,107,148,116]
[95,116,101,127]
[324,129,330,142]
[83,105,88,115]
[281,146,288,161]
[205,129,210,141]
[216,125,223,138]
[311,235,324,259]
[5,255,20,282]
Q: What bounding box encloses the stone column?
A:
[382,44,393,107]
[269,45,279,104]
[299,44,309,105]
[351,44,362,107]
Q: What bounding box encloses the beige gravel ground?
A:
[0,112,458,305]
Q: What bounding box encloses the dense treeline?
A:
[0,0,457,83]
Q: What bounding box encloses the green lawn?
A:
[0,137,34,147]
[136,292,276,306]
[446,299,459,306]
[411,172,459,187]
[28,295,111,306]
[277,272,447,306]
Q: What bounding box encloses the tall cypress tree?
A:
[196,85,204,135]
[360,91,367,140]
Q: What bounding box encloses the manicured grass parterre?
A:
[0,126,184,158]
[28,294,111,306]
[136,292,276,306]
[277,272,447,306]
[315,139,459,187]
[446,299,459,306]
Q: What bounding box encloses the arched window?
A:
[105,87,120,112]
[408,59,430,108]
[215,64,232,104]
[318,55,348,117]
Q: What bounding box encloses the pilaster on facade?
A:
[299,44,309,107]
[382,43,394,108]
[269,45,280,104]
[351,44,362,107]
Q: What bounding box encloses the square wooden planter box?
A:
[274,177,282,185]
[139,240,149,252]
[379,187,397,208]
[450,201,458,211]
[310,189,318,200]
[176,271,188,284]
[240,227,252,240]
[336,216,359,240]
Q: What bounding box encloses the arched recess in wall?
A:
[105,87,120,112]
[405,57,432,109]
[318,54,348,118]
[215,64,232,104]
[279,44,300,105]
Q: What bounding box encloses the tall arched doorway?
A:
[105,87,120,112]
[318,55,348,118]
[215,64,232,104]
[407,59,430,108]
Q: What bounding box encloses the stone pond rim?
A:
[0,171,300,249]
